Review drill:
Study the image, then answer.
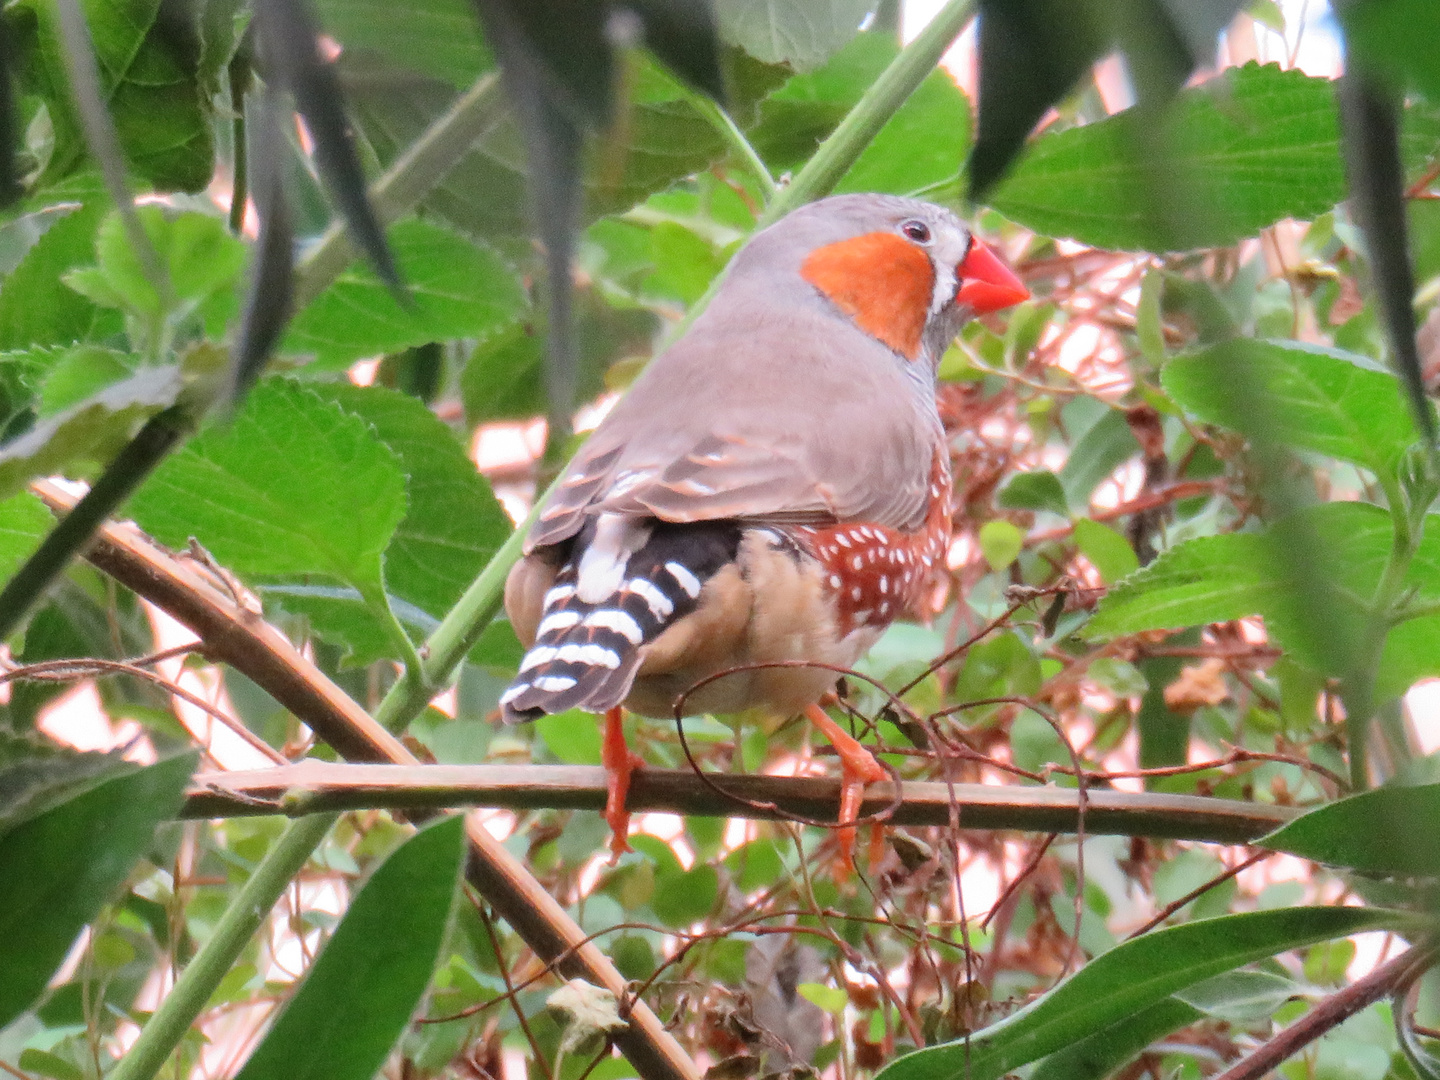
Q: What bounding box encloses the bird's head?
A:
[731,193,1029,364]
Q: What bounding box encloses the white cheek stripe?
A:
[930,261,958,315]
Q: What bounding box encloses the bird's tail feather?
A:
[499,521,743,722]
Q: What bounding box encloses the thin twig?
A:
[1,655,286,765]
[1208,942,1438,1080]
[475,898,551,1076]
[1126,850,1274,939]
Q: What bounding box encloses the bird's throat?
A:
[801,231,934,360]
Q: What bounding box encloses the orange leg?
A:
[805,703,888,873]
[602,707,643,862]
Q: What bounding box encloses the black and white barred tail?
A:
[499,519,742,721]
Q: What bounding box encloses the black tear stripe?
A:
[500,519,745,722]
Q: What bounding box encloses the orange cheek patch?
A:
[800,232,934,359]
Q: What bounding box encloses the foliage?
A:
[0,1,1438,1080]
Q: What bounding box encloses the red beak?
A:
[956,240,1029,314]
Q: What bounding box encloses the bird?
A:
[500,193,1029,866]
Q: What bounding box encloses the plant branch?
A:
[182,761,1296,843]
[372,501,539,732]
[0,408,191,640]
[107,813,339,1080]
[693,96,776,198]
[1208,941,1438,1080]
[292,71,504,308]
[32,480,701,1080]
[756,0,975,229]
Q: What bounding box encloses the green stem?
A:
[0,406,192,640]
[757,0,976,229]
[109,813,339,1080]
[367,0,978,736]
[694,96,776,198]
[1342,473,1429,790]
[374,502,540,732]
[373,593,431,698]
[293,71,504,309]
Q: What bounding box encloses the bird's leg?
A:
[804,703,888,872]
[602,706,642,862]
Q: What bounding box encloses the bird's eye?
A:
[900,219,931,244]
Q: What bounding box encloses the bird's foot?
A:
[805,703,887,874]
[603,707,642,863]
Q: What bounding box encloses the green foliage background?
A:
[0,1,1438,1079]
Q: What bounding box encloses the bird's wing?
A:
[526,306,939,551]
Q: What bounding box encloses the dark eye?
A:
[901,219,931,243]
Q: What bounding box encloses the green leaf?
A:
[997,469,1069,517]
[0,364,184,501]
[1175,970,1300,1022]
[990,63,1344,251]
[874,907,1416,1080]
[753,32,971,197]
[1085,533,1270,639]
[1073,518,1139,584]
[36,345,138,415]
[460,320,546,425]
[316,384,512,621]
[536,710,603,765]
[128,379,408,608]
[797,983,848,1015]
[586,59,730,219]
[262,386,512,665]
[234,815,465,1080]
[1342,0,1440,104]
[1377,615,1440,701]
[1162,340,1420,478]
[106,5,216,192]
[1057,406,1136,508]
[0,731,132,838]
[979,520,1024,571]
[835,63,969,197]
[0,490,52,588]
[313,0,488,88]
[16,0,213,191]
[18,1049,82,1080]
[64,208,245,327]
[717,0,872,70]
[1087,502,1440,678]
[644,222,726,307]
[0,181,115,349]
[0,753,196,1029]
[651,862,718,928]
[1030,998,1202,1080]
[282,219,525,370]
[1259,783,1440,877]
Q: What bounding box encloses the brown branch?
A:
[1209,942,1438,1080]
[181,762,1296,843]
[30,479,701,1080]
[1126,850,1273,939]
[1,654,287,765]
